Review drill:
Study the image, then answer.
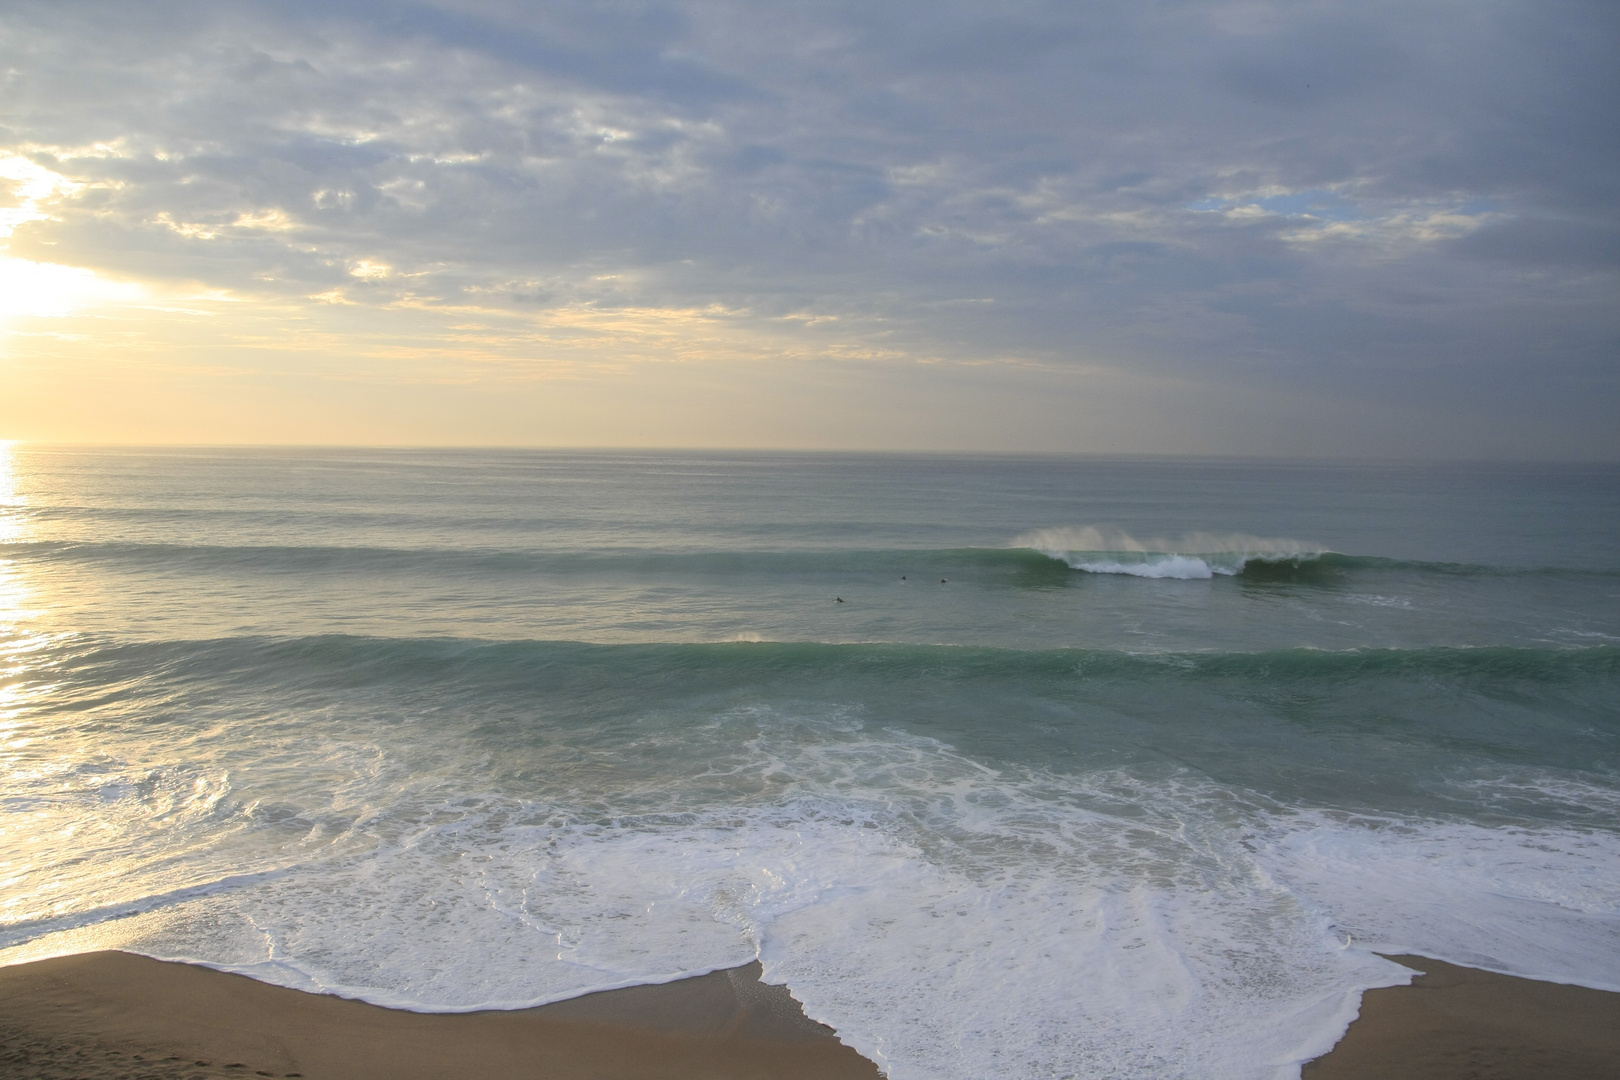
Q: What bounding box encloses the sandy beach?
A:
[1,951,1617,1079]
[0,951,880,1080]
[1302,955,1620,1080]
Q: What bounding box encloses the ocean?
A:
[1,447,1617,1079]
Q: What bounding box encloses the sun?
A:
[0,156,143,325]
[0,257,144,323]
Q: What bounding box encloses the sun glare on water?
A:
[0,442,37,764]
[0,441,37,635]
[0,441,23,537]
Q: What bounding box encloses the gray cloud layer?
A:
[3,0,1616,454]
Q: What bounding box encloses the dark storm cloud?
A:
[1,0,1615,453]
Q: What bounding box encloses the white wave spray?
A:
[1015,527,1327,579]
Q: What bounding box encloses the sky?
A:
[0,0,1615,456]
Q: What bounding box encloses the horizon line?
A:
[3,441,1616,467]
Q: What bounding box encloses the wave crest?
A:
[1013,527,1327,579]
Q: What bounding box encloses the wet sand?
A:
[0,951,881,1080]
[1303,955,1620,1080]
[2,950,1618,1079]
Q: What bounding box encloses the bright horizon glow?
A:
[0,155,144,324]
[0,257,145,323]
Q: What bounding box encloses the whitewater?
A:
[1,448,1617,1080]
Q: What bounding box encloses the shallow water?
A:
[1,448,1617,1079]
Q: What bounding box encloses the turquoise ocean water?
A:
[1,447,1617,1079]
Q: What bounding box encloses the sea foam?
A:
[1016,526,1326,579]
[7,710,1617,1080]
[5,451,1619,1080]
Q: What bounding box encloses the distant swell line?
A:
[30,635,1620,692]
[0,539,1611,579]
[1008,525,1620,579]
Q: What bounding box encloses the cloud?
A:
[0,0,1615,454]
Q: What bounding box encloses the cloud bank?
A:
[1,0,1615,454]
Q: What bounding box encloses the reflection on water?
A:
[0,442,38,637]
[0,441,45,824]
[0,560,29,637]
[0,441,23,534]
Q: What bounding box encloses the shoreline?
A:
[1,951,1617,1079]
[1302,954,1620,1079]
[0,951,880,1080]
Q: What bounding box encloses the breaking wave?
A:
[1015,527,1331,579]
